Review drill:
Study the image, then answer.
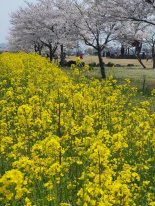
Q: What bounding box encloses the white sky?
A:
[0,0,37,43]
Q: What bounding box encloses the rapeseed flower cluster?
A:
[1,52,155,205]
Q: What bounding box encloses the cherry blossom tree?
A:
[9,4,43,53]
[143,25,155,68]
[8,0,154,72]
[116,21,148,68]
[8,0,73,61]
[68,0,120,78]
[108,0,155,26]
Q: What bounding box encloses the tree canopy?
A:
[8,0,155,77]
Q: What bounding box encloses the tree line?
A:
[8,0,155,78]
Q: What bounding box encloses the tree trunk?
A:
[48,45,58,62]
[98,50,106,79]
[136,54,146,68]
[127,47,130,55]
[153,57,155,69]
[152,45,155,69]
[34,44,38,53]
[49,46,53,62]
[34,43,42,55]
[36,46,42,55]
[134,42,146,68]
[60,44,65,66]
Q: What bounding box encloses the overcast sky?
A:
[0,0,37,43]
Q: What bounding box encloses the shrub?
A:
[106,62,115,67]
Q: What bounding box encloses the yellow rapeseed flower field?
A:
[1,53,155,206]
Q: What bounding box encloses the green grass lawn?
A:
[67,55,153,68]
[66,55,155,91]
[92,67,155,91]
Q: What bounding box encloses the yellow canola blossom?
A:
[1,52,155,205]
[0,169,29,202]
